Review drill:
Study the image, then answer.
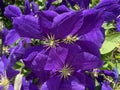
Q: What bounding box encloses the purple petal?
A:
[21,77,30,90]
[9,40,26,58]
[31,52,48,70]
[23,45,48,79]
[38,10,58,35]
[75,40,101,58]
[76,9,104,36]
[2,54,10,70]
[31,1,39,14]
[102,70,115,77]
[23,45,45,67]
[84,74,95,90]
[29,82,39,90]
[45,46,68,72]
[13,15,41,39]
[116,17,120,32]
[23,45,45,60]
[0,55,10,72]
[60,76,85,90]
[113,68,119,83]
[4,5,22,19]
[52,11,84,39]
[4,29,20,46]
[6,67,19,79]
[61,44,102,70]
[42,76,85,90]
[21,77,39,90]
[8,38,30,66]
[24,0,31,15]
[95,0,120,21]
[68,52,103,70]
[80,28,105,48]
[0,60,4,73]
[101,81,112,90]
[41,76,60,90]
[8,85,14,90]
[1,28,9,44]
[55,5,71,14]
[24,51,39,67]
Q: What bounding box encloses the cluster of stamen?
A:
[0,73,9,88]
[42,34,60,50]
[59,65,73,79]
[63,35,79,44]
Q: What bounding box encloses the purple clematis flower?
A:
[40,44,103,90]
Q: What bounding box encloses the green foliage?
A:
[91,0,100,7]
[14,61,25,70]
[100,32,120,54]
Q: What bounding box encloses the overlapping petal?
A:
[13,15,41,39]
[95,0,120,21]
[74,9,104,36]
[38,10,58,34]
[52,11,84,38]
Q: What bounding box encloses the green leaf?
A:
[91,0,99,7]
[100,32,120,54]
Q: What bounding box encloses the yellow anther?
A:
[63,35,79,44]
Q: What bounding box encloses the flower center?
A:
[63,35,79,44]
[0,74,9,87]
[42,34,60,49]
[60,65,73,79]
[2,46,9,54]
